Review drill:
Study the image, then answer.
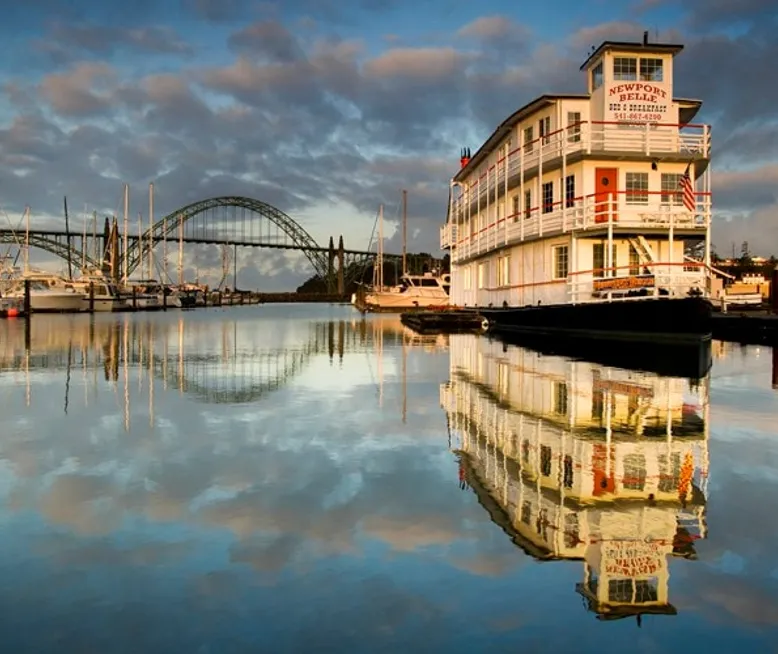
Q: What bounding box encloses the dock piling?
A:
[23,279,31,317]
[771,265,778,314]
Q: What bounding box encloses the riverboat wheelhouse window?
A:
[613,57,637,81]
[626,172,649,204]
[661,173,683,205]
[553,245,569,279]
[567,111,581,143]
[640,58,663,81]
[591,61,603,89]
[565,175,575,208]
[542,182,554,214]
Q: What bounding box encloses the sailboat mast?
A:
[82,213,87,271]
[148,182,154,280]
[138,211,143,279]
[92,211,97,263]
[178,214,184,286]
[122,183,129,284]
[24,206,30,273]
[163,215,168,283]
[378,203,384,290]
[64,196,72,280]
[402,189,407,276]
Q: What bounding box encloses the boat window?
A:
[613,57,637,81]
[420,279,439,287]
[639,57,663,82]
[591,61,603,90]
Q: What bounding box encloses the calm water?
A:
[0,305,776,652]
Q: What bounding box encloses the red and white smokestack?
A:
[459,147,471,169]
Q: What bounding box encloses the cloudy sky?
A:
[1,0,776,289]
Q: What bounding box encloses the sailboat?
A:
[1,206,85,313]
[352,192,451,313]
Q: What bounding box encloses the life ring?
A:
[480,317,490,332]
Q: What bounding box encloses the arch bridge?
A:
[0,196,403,291]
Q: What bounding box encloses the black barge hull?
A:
[480,297,712,345]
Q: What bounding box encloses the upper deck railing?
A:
[456,120,709,195]
[442,189,711,260]
[444,120,709,237]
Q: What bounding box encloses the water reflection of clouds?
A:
[664,342,778,635]
[0,312,522,585]
[0,310,776,649]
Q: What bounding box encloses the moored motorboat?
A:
[354,271,451,313]
[2,279,85,313]
[70,273,129,312]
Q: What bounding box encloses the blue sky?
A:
[1,0,776,288]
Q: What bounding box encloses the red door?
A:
[594,168,618,223]
[592,443,615,496]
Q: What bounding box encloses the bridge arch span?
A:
[0,232,102,272]
[125,196,329,279]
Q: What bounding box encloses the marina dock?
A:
[711,311,778,344]
[400,308,487,334]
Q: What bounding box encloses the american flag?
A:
[679,164,696,212]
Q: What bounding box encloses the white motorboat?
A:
[70,274,129,312]
[355,272,451,312]
[2,279,85,313]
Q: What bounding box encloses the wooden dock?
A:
[400,309,487,334]
[711,311,778,344]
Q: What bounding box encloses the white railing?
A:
[450,195,710,264]
[447,120,710,232]
[440,223,457,250]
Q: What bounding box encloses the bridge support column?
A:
[110,217,121,283]
[327,236,335,294]
[337,235,344,298]
[102,217,111,275]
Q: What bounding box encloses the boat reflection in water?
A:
[0,314,343,418]
[441,334,709,622]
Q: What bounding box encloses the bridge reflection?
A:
[441,334,710,622]
[0,313,451,413]
[0,316,362,409]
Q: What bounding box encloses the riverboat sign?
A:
[603,540,664,578]
[606,82,670,124]
[593,275,655,292]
